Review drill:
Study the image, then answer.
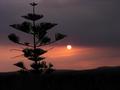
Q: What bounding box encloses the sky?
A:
[0,0,120,72]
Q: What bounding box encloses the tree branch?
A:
[37,40,58,47]
[16,42,34,47]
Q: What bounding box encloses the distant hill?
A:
[0,66,120,90]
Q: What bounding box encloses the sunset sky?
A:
[0,0,120,72]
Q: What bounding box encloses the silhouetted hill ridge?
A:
[0,66,120,90]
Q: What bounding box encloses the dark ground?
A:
[0,67,120,90]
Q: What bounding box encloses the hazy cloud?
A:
[0,0,120,47]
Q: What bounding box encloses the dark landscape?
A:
[0,66,120,90]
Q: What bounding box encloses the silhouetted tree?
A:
[8,2,66,73]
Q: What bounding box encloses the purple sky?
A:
[0,0,120,72]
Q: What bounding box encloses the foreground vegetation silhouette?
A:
[8,2,66,73]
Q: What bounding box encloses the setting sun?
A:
[67,45,72,50]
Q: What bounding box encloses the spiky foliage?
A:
[8,2,66,73]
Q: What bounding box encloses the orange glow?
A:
[45,46,80,58]
[1,45,120,72]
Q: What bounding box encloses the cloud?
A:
[0,0,120,47]
[58,0,120,47]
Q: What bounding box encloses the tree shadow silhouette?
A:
[8,2,66,74]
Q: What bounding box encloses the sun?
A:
[67,45,72,50]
